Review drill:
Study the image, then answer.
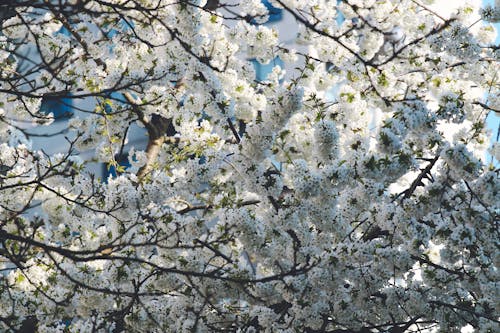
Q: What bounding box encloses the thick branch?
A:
[395,154,439,201]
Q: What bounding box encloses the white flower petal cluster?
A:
[0,0,498,332]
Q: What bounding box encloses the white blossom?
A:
[0,1,498,332]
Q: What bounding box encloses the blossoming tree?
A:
[0,0,499,332]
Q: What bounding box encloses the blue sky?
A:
[483,0,499,165]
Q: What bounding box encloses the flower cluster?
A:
[0,0,498,332]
